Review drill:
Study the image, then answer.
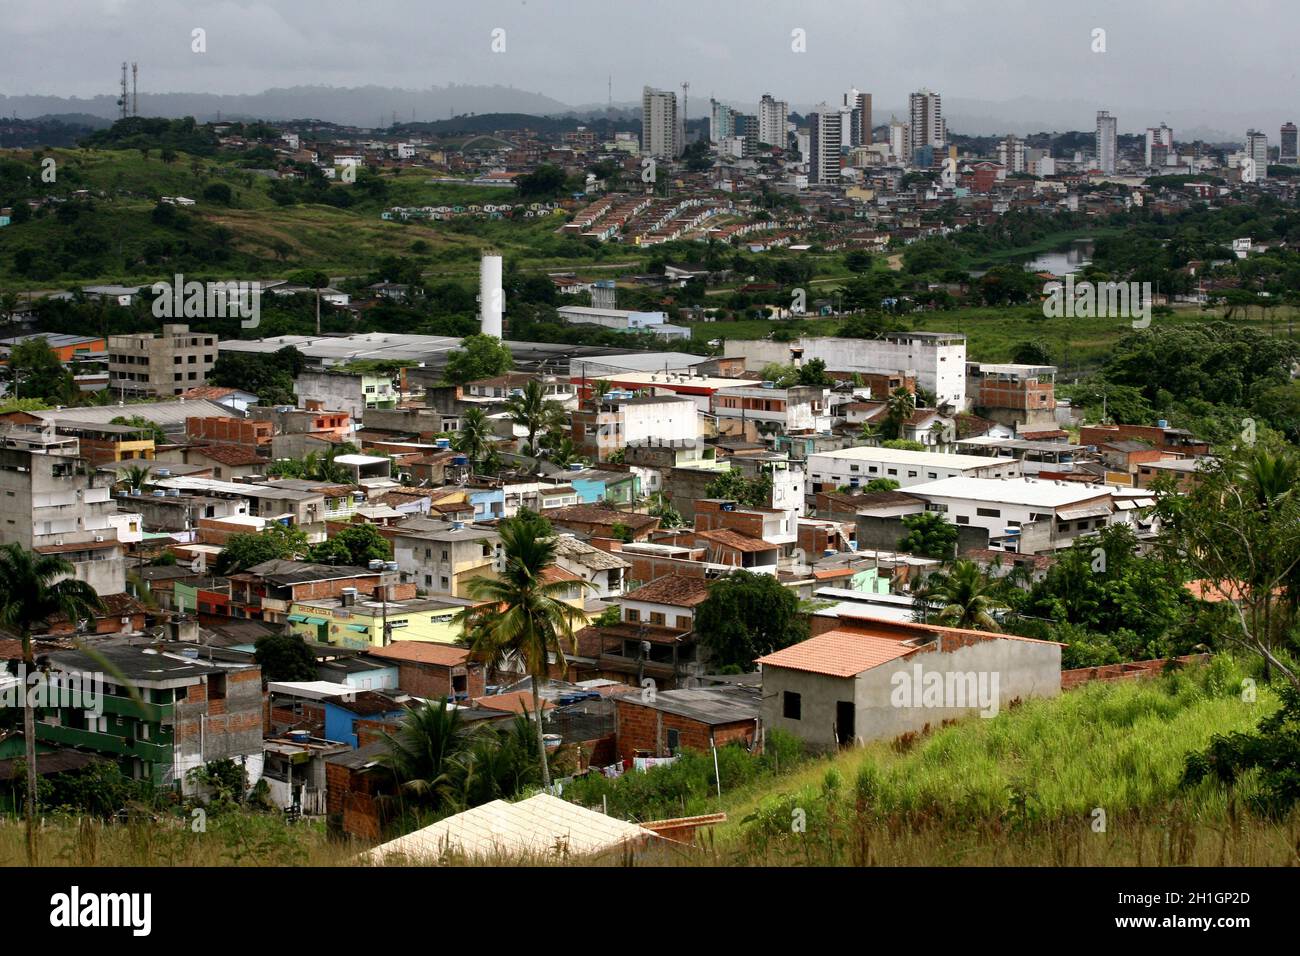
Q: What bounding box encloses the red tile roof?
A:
[193,444,266,466]
[473,690,553,715]
[621,574,711,607]
[757,629,919,677]
[364,642,471,667]
[694,528,775,553]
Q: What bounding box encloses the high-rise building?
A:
[1280,122,1298,165]
[908,89,944,160]
[1095,110,1118,175]
[1144,124,1173,167]
[710,98,736,147]
[736,113,760,157]
[641,86,681,159]
[998,134,1026,174]
[758,94,788,148]
[1246,129,1269,180]
[843,88,872,147]
[809,105,848,184]
[888,117,909,162]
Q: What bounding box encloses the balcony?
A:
[36,723,171,763]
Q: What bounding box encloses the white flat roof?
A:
[906,476,1112,508]
[809,447,1016,470]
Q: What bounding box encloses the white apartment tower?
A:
[759,94,788,148]
[1246,130,1269,180]
[1095,111,1118,175]
[888,117,909,162]
[642,86,681,159]
[1144,124,1173,167]
[908,89,944,158]
[809,105,849,184]
[710,98,736,146]
[843,88,872,147]
[998,135,1026,174]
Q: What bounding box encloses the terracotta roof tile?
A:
[621,574,711,607]
[757,629,918,677]
[364,642,471,667]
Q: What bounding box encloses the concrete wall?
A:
[762,636,1061,752]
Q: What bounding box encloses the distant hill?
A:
[0,84,574,128]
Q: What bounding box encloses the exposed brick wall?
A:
[290,577,417,602]
[186,416,273,446]
[395,661,485,700]
[613,699,756,766]
[1061,654,1210,690]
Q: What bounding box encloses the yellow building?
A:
[287,595,478,650]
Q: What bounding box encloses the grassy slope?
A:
[701,659,1298,865]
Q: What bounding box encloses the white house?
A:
[806,446,1019,493]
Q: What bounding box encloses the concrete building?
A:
[556,305,687,339]
[39,645,263,794]
[295,369,395,424]
[1281,122,1298,165]
[805,446,1019,494]
[1144,124,1174,168]
[809,105,849,184]
[0,424,125,595]
[642,86,681,159]
[965,362,1057,428]
[711,382,832,436]
[728,332,968,410]
[844,88,872,147]
[758,94,789,148]
[710,98,736,146]
[997,135,1026,174]
[1246,129,1269,179]
[908,89,944,159]
[384,518,502,599]
[571,393,698,462]
[758,619,1061,751]
[1095,110,1118,175]
[107,324,218,398]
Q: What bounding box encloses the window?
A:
[887,468,897,476]
[956,515,969,525]
[649,611,666,626]
[675,615,691,630]
[625,608,640,622]
[666,728,681,755]
[907,470,917,478]
[976,507,1001,518]
[783,691,802,720]
[439,576,449,589]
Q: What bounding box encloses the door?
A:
[835,701,855,747]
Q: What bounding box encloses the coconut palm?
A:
[115,463,151,495]
[927,559,1003,631]
[0,544,103,865]
[453,522,594,789]
[1239,447,1298,510]
[859,420,883,446]
[377,698,477,814]
[454,408,494,464]
[505,380,565,456]
[885,387,917,440]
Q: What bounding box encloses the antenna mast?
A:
[118,62,128,120]
[131,62,138,116]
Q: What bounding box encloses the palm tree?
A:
[0,544,103,864]
[1239,447,1297,510]
[454,522,593,789]
[859,420,883,446]
[545,435,581,469]
[885,387,917,440]
[927,560,1002,631]
[115,463,151,495]
[454,408,493,464]
[377,699,476,814]
[505,380,565,456]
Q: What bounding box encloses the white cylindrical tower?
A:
[479,254,503,338]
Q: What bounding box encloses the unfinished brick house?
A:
[362,642,485,702]
[613,685,761,766]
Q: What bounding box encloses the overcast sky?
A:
[5,0,1297,132]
